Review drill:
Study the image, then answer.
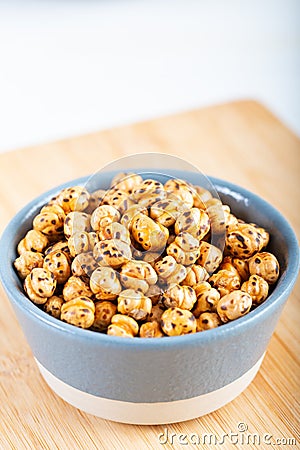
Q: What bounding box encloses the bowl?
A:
[0,169,299,425]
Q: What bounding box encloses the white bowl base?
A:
[35,354,265,425]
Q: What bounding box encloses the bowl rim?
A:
[0,172,299,349]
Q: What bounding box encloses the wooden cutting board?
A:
[0,100,299,450]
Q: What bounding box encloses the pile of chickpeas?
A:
[14,172,280,338]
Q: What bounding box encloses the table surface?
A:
[0,100,299,450]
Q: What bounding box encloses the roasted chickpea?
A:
[192,185,213,209]
[117,289,152,321]
[161,307,196,336]
[219,256,241,278]
[223,205,239,231]
[131,213,169,252]
[209,269,241,297]
[154,255,187,285]
[93,239,132,268]
[24,268,56,304]
[101,188,135,215]
[231,257,250,281]
[14,251,44,279]
[132,179,166,208]
[87,231,99,249]
[167,232,200,265]
[164,179,194,209]
[90,267,121,300]
[68,232,89,256]
[17,230,49,255]
[192,281,220,317]
[61,296,95,328]
[110,172,143,194]
[120,205,148,231]
[174,232,198,254]
[99,222,131,245]
[43,250,71,284]
[249,223,270,248]
[248,252,280,284]
[107,314,139,337]
[120,260,158,294]
[68,231,99,257]
[182,264,209,287]
[162,284,197,310]
[197,241,223,274]
[163,264,188,285]
[197,312,222,331]
[154,255,176,278]
[92,301,117,331]
[217,290,252,322]
[150,198,187,227]
[71,252,98,278]
[63,276,93,301]
[85,189,106,214]
[46,193,60,207]
[57,186,90,213]
[241,275,269,305]
[202,198,227,237]
[40,203,66,218]
[33,204,65,237]
[64,211,90,239]
[147,303,165,322]
[45,240,72,263]
[226,223,264,258]
[90,205,120,232]
[43,296,64,319]
[140,321,164,338]
[174,208,210,240]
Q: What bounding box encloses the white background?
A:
[0,0,299,153]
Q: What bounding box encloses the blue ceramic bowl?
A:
[0,170,299,424]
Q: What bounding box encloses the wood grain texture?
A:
[0,100,299,450]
